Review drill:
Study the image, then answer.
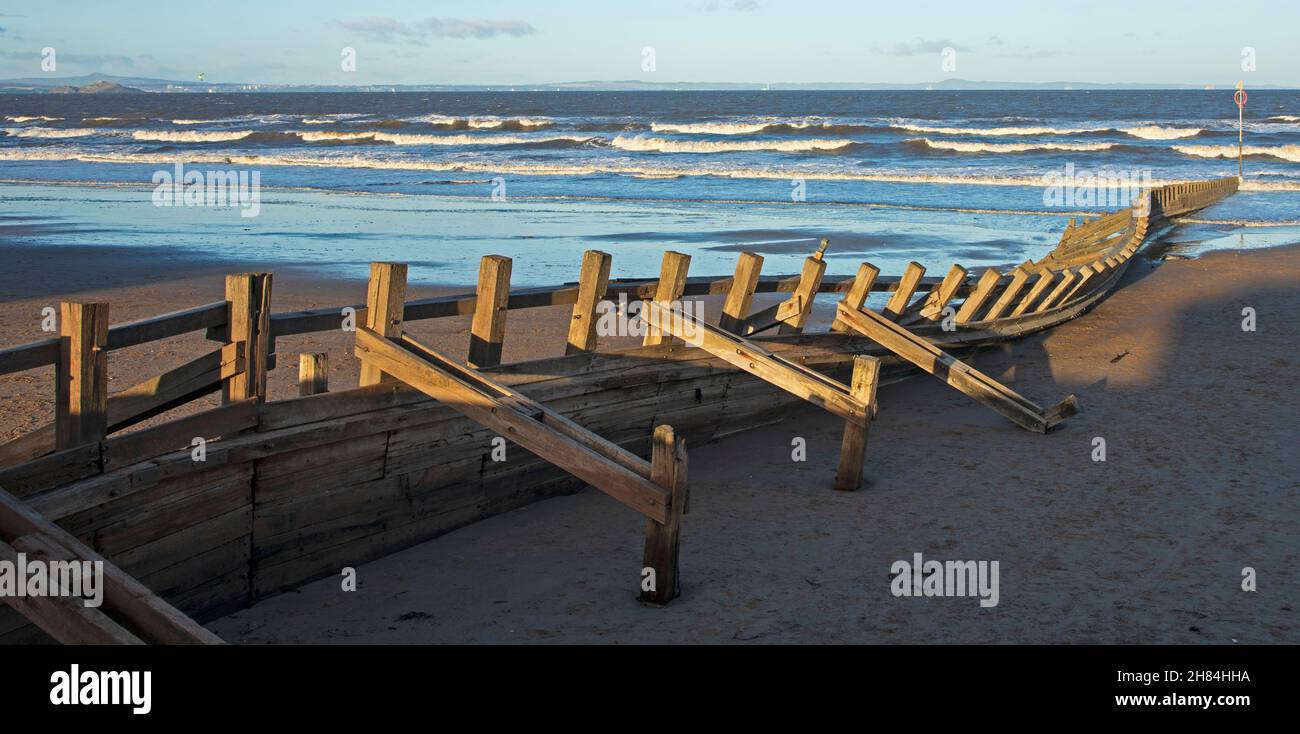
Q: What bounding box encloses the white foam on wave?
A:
[2,127,98,138]
[650,121,778,135]
[895,123,1110,136]
[4,116,62,123]
[1174,143,1300,163]
[131,130,258,142]
[1120,125,1203,140]
[412,114,553,129]
[610,134,854,153]
[295,130,589,146]
[911,138,1116,153]
[302,118,337,125]
[1267,115,1300,122]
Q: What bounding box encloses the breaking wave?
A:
[609,134,855,153]
[908,138,1118,153]
[3,127,99,139]
[893,123,1111,136]
[1173,143,1300,163]
[1119,125,1205,140]
[4,116,62,123]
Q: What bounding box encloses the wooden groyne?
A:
[0,177,1238,643]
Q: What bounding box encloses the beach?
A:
[3,236,1292,643]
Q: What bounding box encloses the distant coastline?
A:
[1,73,1296,94]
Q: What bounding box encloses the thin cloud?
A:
[334,16,535,45]
[697,1,761,11]
[876,38,971,56]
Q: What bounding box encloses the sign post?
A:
[1234,82,1248,181]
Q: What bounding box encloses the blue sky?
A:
[0,0,1294,85]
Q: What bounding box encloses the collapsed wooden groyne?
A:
[0,177,1238,643]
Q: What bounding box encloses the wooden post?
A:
[777,240,829,335]
[883,261,925,320]
[222,273,272,403]
[643,251,691,347]
[833,355,881,491]
[298,352,329,396]
[54,301,109,449]
[1009,270,1056,317]
[1036,268,1077,312]
[719,252,763,334]
[981,266,1031,322]
[468,255,512,368]
[641,424,687,605]
[830,262,880,333]
[565,250,612,355]
[955,267,1002,324]
[359,262,408,386]
[919,264,968,321]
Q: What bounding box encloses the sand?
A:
[2,241,1297,643]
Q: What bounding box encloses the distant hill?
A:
[0,72,1293,93]
[48,80,144,94]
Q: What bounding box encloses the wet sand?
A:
[1,241,1297,643]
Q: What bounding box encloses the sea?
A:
[2,90,1298,284]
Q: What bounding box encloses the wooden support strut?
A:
[718,252,763,335]
[565,250,612,355]
[360,262,408,386]
[833,355,881,491]
[55,301,109,450]
[775,239,829,335]
[298,352,329,396]
[883,261,925,321]
[980,263,1032,322]
[917,264,968,321]
[641,424,687,605]
[830,262,880,333]
[834,302,1077,433]
[643,251,691,346]
[469,255,513,368]
[222,273,272,403]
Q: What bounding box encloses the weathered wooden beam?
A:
[0,537,145,644]
[1009,270,1057,317]
[834,303,1077,433]
[644,300,867,425]
[718,252,763,334]
[360,262,408,386]
[565,250,612,355]
[1036,267,1078,312]
[222,273,272,403]
[775,240,829,335]
[917,264,969,321]
[298,352,329,396]
[830,263,880,333]
[981,265,1033,322]
[833,355,881,491]
[883,261,925,320]
[643,251,692,347]
[55,302,109,451]
[955,268,1002,324]
[0,485,224,644]
[468,255,512,368]
[353,326,669,523]
[641,424,687,605]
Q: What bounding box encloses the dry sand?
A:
[2,243,1297,643]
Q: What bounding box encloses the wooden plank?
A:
[107,301,228,351]
[1035,267,1078,312]
[359,262,408,386]
[833,355,881,491]
[0,442,100,498]
[102,398,259,472]
[643,251,692,346]
[468,255,512,368]
[55,301,109,450]
[834,303,1077,433]
[353,327,669,523]
[0,537,145,644]
[298,352,329,396]
[565,250,612,355]
[775,241,829,335]
[918,264,969,321]
[1009,270,1057,317]
[644,300,867,425]
[222,273,272,403]
[718,252,763,334]
[0,339,59,376]
[884,261,925,320]
[981,265,1032,322]
[640,424,687,605]
[830,263,880,333]
[0,485,224,644]
[1062,264,1104,304]
[955,268,1002,324]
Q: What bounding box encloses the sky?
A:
[0,0,1295,86]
